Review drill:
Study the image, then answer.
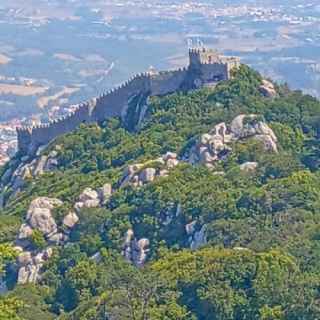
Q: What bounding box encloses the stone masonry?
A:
[17,48,240,156]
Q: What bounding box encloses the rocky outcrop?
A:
[75,188,100,211]
[189,123,232,168]
[16,248,52,284]
[120,152,179,188]
[189,114,278,168]
[63,212,79,229]
[0,150,59,207]
[28,197,63,212]
[122,229,150,267]
[18,223,33,240]
[231,115,277,143]
[239,162,258,172]
[16,197,64,247]
[74,183,112,212]
[231,114,278,152]
[28,208,58,237]
[98,183,112,205]
[185,222,207,250]
[259,79,277,98]
[14,197,77,284]
[13,182,112,285]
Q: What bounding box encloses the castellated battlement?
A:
[17,48,240,156]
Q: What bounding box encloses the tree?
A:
[0,243,17,275]
[0,297,23,320]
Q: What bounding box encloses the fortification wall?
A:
[17,128,32,156]
[92,73,150,121]
[200,63,229,82]
[17,49,240,156]
[16,67,209,156]
[18,104,91,155]
[189,48,202,68]
[150,68,188,96]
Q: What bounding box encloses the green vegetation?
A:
[29,230,46,251]
[1,65,320,319]
[0,243,17,274]
[0,297,24,320]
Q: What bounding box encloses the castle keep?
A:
[17,48,240,155]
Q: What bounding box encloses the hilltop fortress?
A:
[17,48,240,156]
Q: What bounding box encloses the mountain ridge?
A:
[1,63,320,319]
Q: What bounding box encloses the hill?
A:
[1,65,320,319]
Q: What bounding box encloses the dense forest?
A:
[1,65,320,319]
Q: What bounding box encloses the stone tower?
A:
[188,47,240,86]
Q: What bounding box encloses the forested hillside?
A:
[1,66,320,319]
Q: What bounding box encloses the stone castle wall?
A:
[92,72,150,121]
[17,49,239,156]
[150,68,189,96]
[17,104,92,155]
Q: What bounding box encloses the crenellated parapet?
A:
[189,47,240,79]
[17,48,240,156]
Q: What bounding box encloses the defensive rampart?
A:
[17,48,240,156]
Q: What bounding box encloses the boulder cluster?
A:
[13,182,113,285]
[16,248,53,284]
[189,114,278,168]
[74,183,112,212]
[15,197,71,284]
[122,229,150,267]
[120,152,179,188]
[17,197,65,246]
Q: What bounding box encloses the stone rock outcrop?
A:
[120,152,180,188]
[98,183,112,205]
[134,238,150,267]
[259,79,277,98]
[122,229,150,267]
[12,191,89,285]
[63,212,79,229]
[47,232,67,245]
[78,188,99,203]
[189,114,278,168]
[13,195,84,285]
[239,162,258,172]
[17,248,53,284]
[191,225,207,250]
[185,222,207,250]
[28,197,63,212]
[230,114,278,152]
[18,223,33,240]
[28,208,58,237]
[0,151,59,203]
[74,184,113,212]
[189,123,232,168]
[15,197,64,246]
[24,197,63,238]
[75,188,100,211]
[139,167,157,183]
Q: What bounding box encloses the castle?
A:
[17,48,240,156]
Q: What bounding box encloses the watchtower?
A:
[188,47,240,83]
[189,47,221,68]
